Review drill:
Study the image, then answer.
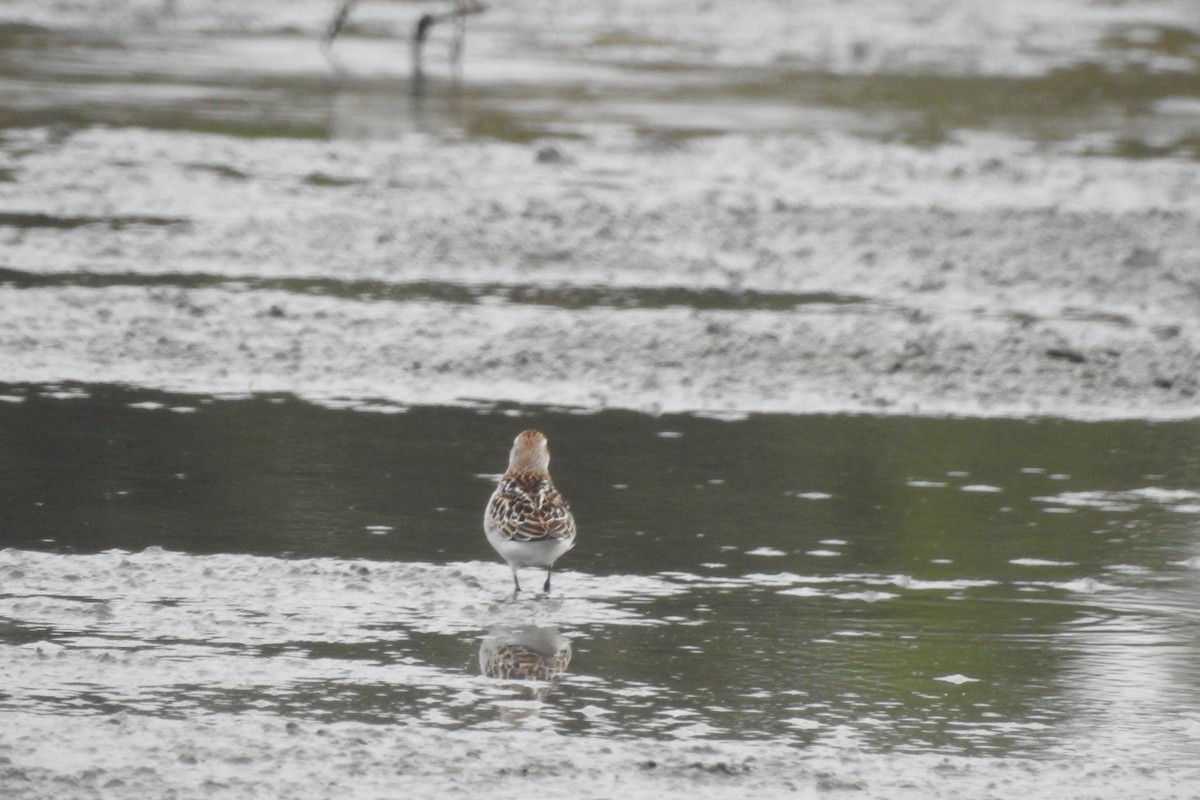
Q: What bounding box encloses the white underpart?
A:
[483,514,575,571]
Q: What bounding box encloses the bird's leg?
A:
[323,0,356,49]
[511,566,522,594]
[411,13,435,92]
[542,566,552,593]
[450,1,466,84]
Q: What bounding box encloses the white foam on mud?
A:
[0,547,685,717]
[0,547,682,638]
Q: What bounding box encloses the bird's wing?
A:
[489,475,576,543]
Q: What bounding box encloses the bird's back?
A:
[486,470,576,544]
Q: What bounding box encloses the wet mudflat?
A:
[2,0,1200,797]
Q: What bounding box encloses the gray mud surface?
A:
[2,127,1199,418]
[5,709,1193,800]
[1,1,1200,419]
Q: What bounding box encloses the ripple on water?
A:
[1034,487,1200,514]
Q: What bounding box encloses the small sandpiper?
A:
[484,430,577,593]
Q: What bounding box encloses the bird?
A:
[321,0,487,91]
[484,430,577,594]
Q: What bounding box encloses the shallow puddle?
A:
[2,387,1198,777]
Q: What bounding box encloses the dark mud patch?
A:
[0,212,189,230]
[0,267,870,313]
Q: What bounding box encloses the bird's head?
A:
[508,429,551,474]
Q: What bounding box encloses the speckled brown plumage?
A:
[486,470,577,544]
[483,430,577,593]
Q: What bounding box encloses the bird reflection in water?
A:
[479,625,572,705]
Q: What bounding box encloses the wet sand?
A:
[2,1,1200,419]
[5,708,1193,800]
[2,127,1198,418]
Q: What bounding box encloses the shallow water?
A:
[2,387,1199,792]
[2,1,1200,796]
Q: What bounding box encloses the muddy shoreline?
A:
[5,708,1194,800]
[2,128,1198,419]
